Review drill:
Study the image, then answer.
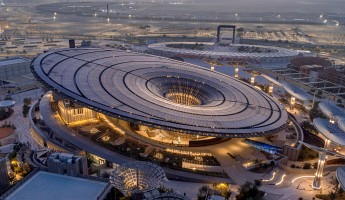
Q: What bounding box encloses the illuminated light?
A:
[275,174,286,185]
[320,14,323,18]
[262,172,276,182]
[234,68,239,78]
[291,176,314,183]
[268,85,273,93]
[250,77,255,85]
[324,19,327,23]
[290,97,295,105]
[210,66,215,71]
[99,114,125,135]
[107,18,110,22]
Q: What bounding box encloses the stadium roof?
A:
[2,171,108,200]
[318,101,345,120]
[148,42,298,59]
[31,48,288,138]
[313,118,345,146]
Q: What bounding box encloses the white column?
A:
[312,139,331,190]
[268,84,273,94]
[234,68,239,78]
[250,76,255,85]
[290,96,295,110]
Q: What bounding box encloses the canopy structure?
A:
[338,118,345,133]
[281,81,313,101]
[336,167,345,191]
[31,48,288,138]
[318,101,345,121]
[0,100,15,108]
[260,74,283,87]
[313,118,345,146]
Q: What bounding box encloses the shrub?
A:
[303,163,311,169]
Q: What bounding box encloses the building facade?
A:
[47,153,88,176]
[0,158,9,195]
[0,57,31,81]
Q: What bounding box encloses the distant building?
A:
[0,57,31,80]
[299,64,324,83]
[47,153,88,176]
[0,157,9,195]
[319,66,345,87]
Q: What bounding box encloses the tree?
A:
[197,185,210,200]
[236,180,264,200]
[303,163,311,169]
[328,191,336,200]
[22,104,30,118]
[23,98,32,106]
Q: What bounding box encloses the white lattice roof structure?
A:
[109,161,167,194]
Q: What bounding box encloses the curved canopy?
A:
[300,141,345,157]
[313,118,345,146]
[260,74,282,87]
[318,101,345,121]
[338,118,345,133]
[336,167,345,191]
[0,100,15,107]
[281,81,313,101]
[31,48,288,138]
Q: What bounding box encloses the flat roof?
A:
[4,171,108,200]
[31,48,288,138]
[0,57,31,67]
